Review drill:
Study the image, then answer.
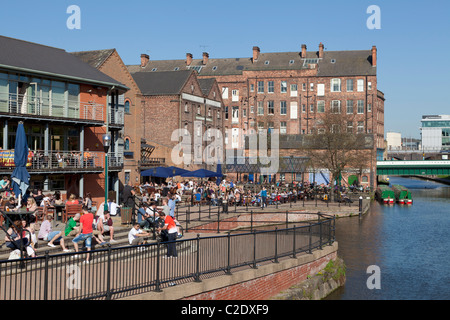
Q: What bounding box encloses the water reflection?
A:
[326,177,450,300]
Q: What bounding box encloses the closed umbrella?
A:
[11,122,30,198]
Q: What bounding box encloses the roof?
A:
[71,49,115,69]
[127,48,376,77]
[198,78,216,96]
[0,35,127,89]
[131,70,193,96]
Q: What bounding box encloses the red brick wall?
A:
[183,251,337,300]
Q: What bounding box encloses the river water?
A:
[326,176,450,300]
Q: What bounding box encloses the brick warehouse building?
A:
[71,49,144,190]
[0,35,128,204]
[128,43,385,187]
[129,69,224,173]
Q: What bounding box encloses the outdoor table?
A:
[1,210,36,228]
[51,204,65,222]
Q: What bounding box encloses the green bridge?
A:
[376,160,450,176]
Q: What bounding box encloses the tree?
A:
[303,108,373,200]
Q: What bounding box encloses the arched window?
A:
[124,100,131,114]
[124,138,130,150]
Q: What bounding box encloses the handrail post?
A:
[226,232,232,275]
[252,230,258,269]
[194,234,201,282]
[44,250,49,300]
[292,225,297,258]
[155,240,162,292]
[308,224,312,254]
[106,244,112,300]
[274,228,279,263]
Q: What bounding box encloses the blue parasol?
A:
[216,162,223,186]
[11,122,30,197]
[180,168,223,178]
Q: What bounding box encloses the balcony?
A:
[139,158,166,167]
[0,149,124,174]
[0,93,104,124]
[108,109,124,127]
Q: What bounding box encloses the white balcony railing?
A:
[0,93,104,122]
[0,149,124,171]
[108,109,124,126]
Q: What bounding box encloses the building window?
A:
[347,79,354,92]
[232,89,239,102]
[317,101,325,113]
[310,83,314,91]
[250,105,254,113]
[302,104,306,113]
[347,121,353,133]
[357,121,364,133]
[317,83,325,96]
[357,79,364,92]
[331,78,341,92]
[347,100,354,114]
[124,138,130,150]
[232,106,239,123]
[331,100,341,113]
[368,103,372,113]
[225,106,229,120]
[268,101,274,114]
[197,105,201,115]
[222,87,229,99]
[281,81,287,93]
[258,122,264,133]
[268,81,274,93]
[290,84,298,97]
[357,100,364,114]
[184,102,189,112]
[257,81,264,93]
[250,84,254,92]
[257,101,264,115]
[310,104,314,113]
[368,82,372,90]
[124,100,131,114]
[280,121,287,134]
[302,83,306,91]
[280,101,287,115]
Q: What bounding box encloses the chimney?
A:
[202,52,209,65]
[252,46,260,62]
[186,53,193,66]
[140,54,149,68]
[319,42,324,58]
[301,44,307,58]
[372,46,377,67]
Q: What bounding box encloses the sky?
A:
[1,0,450,139]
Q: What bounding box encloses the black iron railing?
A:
[0,212,334,300]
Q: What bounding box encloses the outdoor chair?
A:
[63,203,83,223]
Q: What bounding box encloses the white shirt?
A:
[108,201,118,216]
[128,227,143,244]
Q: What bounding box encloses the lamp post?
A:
[103,133,111,212]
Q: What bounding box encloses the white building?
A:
[421,115,450,151]
[386,132,402,150]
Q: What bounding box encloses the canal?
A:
[326,176,450,300]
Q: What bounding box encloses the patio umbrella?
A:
[11,122,30,197]
[180,169,222,178]
[166,166,190,177]
[140,166,173,178]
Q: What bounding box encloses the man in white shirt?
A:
[107,199,119,216]
[128,223,151,246]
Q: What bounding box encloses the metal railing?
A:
[0,93,104,122]
[108,109,124,126]
[0,212,334,300]
[0,150,104,170]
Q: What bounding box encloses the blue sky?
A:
[1,0,450,139]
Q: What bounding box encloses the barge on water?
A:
[375,185,395,205]
[391,185,413,205]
